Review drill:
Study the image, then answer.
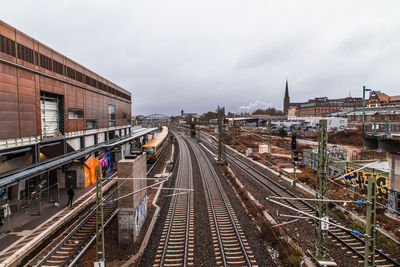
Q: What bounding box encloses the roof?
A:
[390,95,400,102]
[373,92,390,102]
[142,126,168,148]
[0,127,157,189]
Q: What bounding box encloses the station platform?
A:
[0,186,90,236]
[0,183,101,265]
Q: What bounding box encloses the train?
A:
[141,126,169,160]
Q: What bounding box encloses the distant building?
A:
[389,95,400,105]
[367,91,390,107]
[330,106,400,126]
[282,81,362,117]
[367,91,400,107]
[296,97,363,117]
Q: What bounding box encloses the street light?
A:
[362,86,372,135]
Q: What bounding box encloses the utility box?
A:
[259,145,269,154]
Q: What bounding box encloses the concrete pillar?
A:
[387,152,400,219]
[57,169,66,189]
[118,154,147,244]
[388,152,400,192]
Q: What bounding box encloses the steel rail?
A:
[67,208,119,267]
[188,137,252,267]
[158,133,193,266]
[34,180,117,266]
[202,138,400,266]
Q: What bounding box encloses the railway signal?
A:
[291,133,297,150]
[291,133,298,188]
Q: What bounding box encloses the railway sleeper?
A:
[226,260,247,265]
[165,253,184,258]
[225,250,245,255]
[50,255,68,260]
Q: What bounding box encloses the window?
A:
[17,44,34,63]
[68,108,84,119]
[143,147,155,155]
[86,119,98,129]
[66,66,75,79]
[108,105,115,127]
[0,35,16,56]
[40,54,52,70]
[76,71,83,82]
[53,60,64,75]
[0,34,131,102]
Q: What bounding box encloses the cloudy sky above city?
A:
[2,0,400,115]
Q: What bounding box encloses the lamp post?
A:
[362,86,372,136]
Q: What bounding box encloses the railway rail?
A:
[153,133,194,266]
[201,137,400,267]
[0,178,116,267]
[31,145,169,267]
[31,180,118,267]
[188,137,256,266]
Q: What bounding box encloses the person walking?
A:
[67,186,74,208]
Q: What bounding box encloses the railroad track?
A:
[0,178,116,267]
[201,137,399,266]
[153,133,194,266]
[31,181,118,267]
[188,137,256,266]
[30,140,170,267]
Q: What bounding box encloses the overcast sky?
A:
[2,1,400,115]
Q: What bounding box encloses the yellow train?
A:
[141,126,168,160]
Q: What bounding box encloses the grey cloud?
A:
[1,0,400,115]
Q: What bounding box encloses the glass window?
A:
[108,105,116,127]
[86,119,98,129]
[143,147,155,155]
[68,109,84,120]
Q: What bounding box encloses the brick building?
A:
[0,21,152,206]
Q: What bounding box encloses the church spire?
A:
[284,79,289,98]
[283,79,290,115]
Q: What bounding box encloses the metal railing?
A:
[364,121,400,135]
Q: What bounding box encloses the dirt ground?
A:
[203,125,400,250]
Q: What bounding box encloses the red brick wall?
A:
[0,21,131,140]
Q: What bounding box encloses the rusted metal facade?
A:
[0,20,132,141]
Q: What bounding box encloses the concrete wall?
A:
[85,135,95,148]
[117,154,147,244]
[388,153,400,192]
[57,168,65,189]
[57,164,85,189]
[98,133,105,143]
[67,138,81,151]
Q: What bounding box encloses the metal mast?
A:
[314,119,330,260]
[95,165,105,263]
[268,119,272,165]
[217,106,226,164]
[364,174,377,267]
